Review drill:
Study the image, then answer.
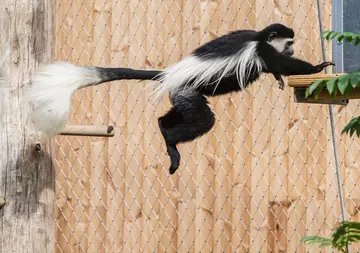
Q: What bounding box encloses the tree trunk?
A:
[0,0,55,252]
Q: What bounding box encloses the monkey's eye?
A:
[287,40,294,46]
[268,32,277,41]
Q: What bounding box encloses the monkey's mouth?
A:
[283,50,294,56]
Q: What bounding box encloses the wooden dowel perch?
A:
[287,73,345,87]
[287,73,359,105]
[59,125,115,137]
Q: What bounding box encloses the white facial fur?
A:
[268,37,294,54]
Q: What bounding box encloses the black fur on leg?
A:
[158,92,215,174]
[166,144,180,174]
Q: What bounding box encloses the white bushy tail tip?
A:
[25,61,101,136]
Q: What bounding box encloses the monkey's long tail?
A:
[25,61,163,136]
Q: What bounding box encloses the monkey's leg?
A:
[158,92,215,174]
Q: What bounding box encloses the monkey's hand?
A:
[314,62,335,73]
[273,73,285,90]
[278,76,285,90]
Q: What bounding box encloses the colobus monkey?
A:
[28,23,333,174]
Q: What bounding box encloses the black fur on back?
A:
[257,23,295,40]
[193,30,258,59]
[192,23,294,60]
[190,23,295,96]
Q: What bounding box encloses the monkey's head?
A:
[259,23,295,56]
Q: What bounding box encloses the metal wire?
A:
[315,0,349,252]
[316,0,347,221]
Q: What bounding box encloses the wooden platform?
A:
[287,73,360,105]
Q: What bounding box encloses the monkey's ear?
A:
[268,32,277,41]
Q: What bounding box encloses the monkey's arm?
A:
[265,54,334,76]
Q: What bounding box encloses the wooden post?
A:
[0,0,55,253]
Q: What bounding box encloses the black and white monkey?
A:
[28,23,333,174]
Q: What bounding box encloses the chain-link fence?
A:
[53,0,360,252]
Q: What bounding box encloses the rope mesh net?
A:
[54,0,360,252]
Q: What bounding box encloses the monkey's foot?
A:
[167,144,180,174]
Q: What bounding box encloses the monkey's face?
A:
[266,31,295,56]
[281,39,294,56]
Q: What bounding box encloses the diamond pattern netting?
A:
[54,0,360,252]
